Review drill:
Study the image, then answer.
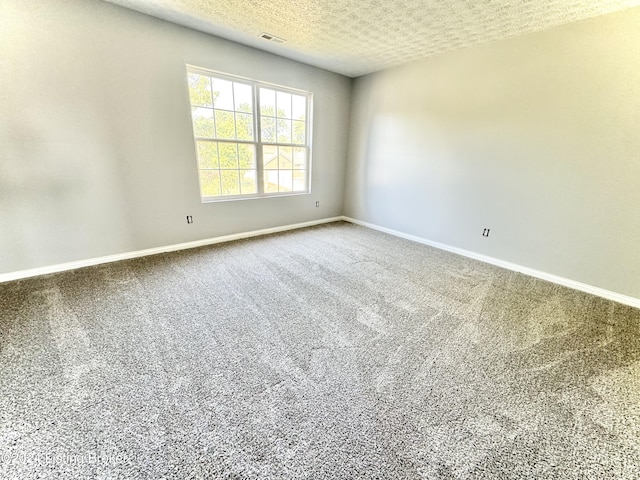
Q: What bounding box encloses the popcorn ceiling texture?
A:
[103,0,640,76]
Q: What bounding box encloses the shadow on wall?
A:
[0,116,133,273]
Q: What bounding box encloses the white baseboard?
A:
[341,216,640,309]
[5,214,640,310]
[0,216,344,283]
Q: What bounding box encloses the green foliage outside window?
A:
[188,70,309,198]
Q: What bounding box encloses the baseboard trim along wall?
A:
[341,216,640,310]
[4,214,640,310]
[0,217,343,283]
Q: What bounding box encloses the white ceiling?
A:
[103,0,640,77]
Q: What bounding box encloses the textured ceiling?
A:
[103,0,640,77]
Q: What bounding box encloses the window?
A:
[186,66,312,201]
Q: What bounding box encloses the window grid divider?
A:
[255,84,265,195]
[188,66,311,200]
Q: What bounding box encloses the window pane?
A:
[192,107,215,138]
[261,116,276,143]
[293,147,306,169]
[240,170,257,194]
[293,170,306,192]
[234,83,253,113]
[238,144,256,169]
[292,121,305,145]
[260,88,276,116]
[199,170,221,197]
[211,78,233,110]
[263,171,279,193]
[278,146,292,169]
[276,91,292,118]
[215,110,236,139]
[263,145,278,169]
[277,118,292,143]
[197,141,219,169]
[187,69,312,201]
[188,74,213,107]
[292,94,306,121]
[279,170,293,192]
[218,143,238,169]
[236,113,254,141]
[221,170,240,195]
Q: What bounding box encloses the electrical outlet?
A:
[187,215,193,224]
[315,201,320,207]
[482,228,490,237]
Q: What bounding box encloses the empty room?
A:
[2,0,640,478]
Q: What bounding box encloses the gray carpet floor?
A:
[1,221,640,479]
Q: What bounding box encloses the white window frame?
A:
[186,65,313,202]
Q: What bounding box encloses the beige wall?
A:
[0,0,351,273]
[344,7,640,298]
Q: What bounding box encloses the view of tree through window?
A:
[187,67,311,200]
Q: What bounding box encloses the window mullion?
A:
[187,66,310,201]
[255,85,264,195]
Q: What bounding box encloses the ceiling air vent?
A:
[260,32,285,44]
